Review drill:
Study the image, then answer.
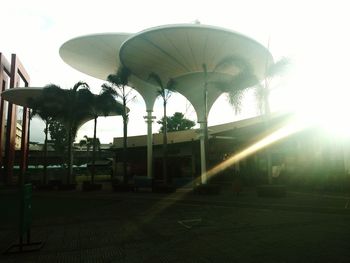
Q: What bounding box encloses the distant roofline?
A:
[112,112,291,149]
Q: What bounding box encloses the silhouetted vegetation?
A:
[157,112,195,133]
[103,66,133,184]
[148,72,177,184]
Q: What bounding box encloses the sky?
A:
[1,0,349,143]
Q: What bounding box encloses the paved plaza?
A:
[1,187,350,262]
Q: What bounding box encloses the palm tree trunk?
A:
[43,121,48,184]
[263,83,272,184]
[67,128,73,184]
[204,83,209,181]
[91,117,97,184]
[163,101,168,184]
[122,96,128,184]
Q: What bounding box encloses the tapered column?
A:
[144,110,155,179]
[199,122,207,184]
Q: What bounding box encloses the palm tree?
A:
[103,66,133,184]
[215,55,290,183]
[213,55,260,113]
[65,82,93,183]
[148,72,177,184]
[215,55,290,115]
[88,88,120,184]
[258,57,290,183]
[36,82,93,184]
[256,57,290,115]
[27,99,53,184]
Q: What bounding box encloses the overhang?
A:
[59,24,273,119]
[1,87,125,128]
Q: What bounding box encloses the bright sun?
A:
[294,84,350,138]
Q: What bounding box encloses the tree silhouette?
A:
[103,66,133,184]
[215,55,290,183]
[34,82,93,183]
[148,72,177,184]
[88,88,119,183]
[27,98,53,184]
[157,112,195,132]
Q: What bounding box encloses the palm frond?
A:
[266,57,290,78]
[166,78,177,92]
[214,71,259,93]
[126,94,137,104]
[97,90,121,117]
[116,66,131,86]
[227,89,245,114]
[72,81,89,91]
[106,73,120,86]
[157,88,166,99]
[214,55,252,73]
[101,83,121,98]
[230,71,259,90]
[148,72,163,89]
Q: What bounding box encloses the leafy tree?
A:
[48,119,67,166]
[36,82,93,183]
[214,55,290,114]
[87,88,118,183]
[79,135,88,151]
[102,66,133,184]
[79,136,101,171]
[256,57,290,114]
[258,57,290,183]
[79,135,101,153]
[79,135,92,163]
[214,55,290,183]
[157,112,195,133]
[214,55,259,113]
[148,72,176,184]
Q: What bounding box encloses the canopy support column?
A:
[144,110,155,179]
[199,122,207,184]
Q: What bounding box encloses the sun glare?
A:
[207,117,308,180]
[293,84,350,139]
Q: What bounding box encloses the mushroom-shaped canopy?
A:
[59,33,160,111]
[1,87,126,129]
[59,25,272,120]
[120,24,273,120]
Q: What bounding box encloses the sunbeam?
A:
[206,117,309,181]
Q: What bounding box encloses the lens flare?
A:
[207,117,308,180]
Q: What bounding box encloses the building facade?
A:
[112,114,350,191]
[0,53,30,185]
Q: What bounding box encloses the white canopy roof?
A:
[59,24,273,120]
